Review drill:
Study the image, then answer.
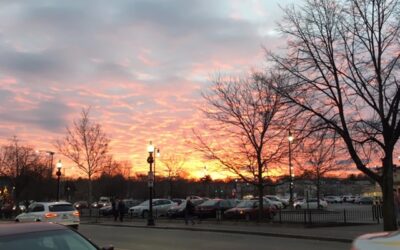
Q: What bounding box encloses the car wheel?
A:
[15,219,19,222]
[318,205,323,209]
[35,219,41,222]
[295,205,301,209]
[245,213,251,221]
[142,210,149,218]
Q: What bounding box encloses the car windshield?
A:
[138,201,149,206]
[199,200,219,206]
[266,197,279,201]
[236,200,255,208]
[0,229,97,250]
[49,204,75,212]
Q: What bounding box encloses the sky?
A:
[0,0,297,179]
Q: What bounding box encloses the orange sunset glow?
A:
[0,1,301,180]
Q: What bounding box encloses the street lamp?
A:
[153,148,160,197]
[36,150,55,171]
[288,130,294,207]
[146,141,155,226]
[56,160,62,201]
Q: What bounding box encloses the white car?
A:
[129,199,176,218]
[265,195,288,208]
[15,202,80,229]
[324,196,342,203]
[294,198,328,209]
[352,231,400,250]
[263,196,284,209]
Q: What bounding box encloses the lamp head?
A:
[147,141,155,153]
[288,130,294,142]
[56,160,62,170]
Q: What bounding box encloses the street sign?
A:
[148,171,154,187]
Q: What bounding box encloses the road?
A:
[79,224,350,250]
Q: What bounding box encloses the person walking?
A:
[118,199,125,222]
[184,198,195,225]
[111,199,118,222]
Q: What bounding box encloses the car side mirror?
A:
[101,246,114,250]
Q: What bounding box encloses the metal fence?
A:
[79,205,384,226]
[273,205,383,225]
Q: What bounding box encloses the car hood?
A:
[225,207,252,213]
[353,231,400,249]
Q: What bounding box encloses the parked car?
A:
[224,200,276,221]
[73,201,89,210]
[293,198,328,209]
[0,222,113,249]
[195,199,237,219]
[324,196,342,203]
[357,196,374,205]
[100,199,141,216]
[129,199,176,218]
[264,196,284,209]
[171,198,185,205]
[15,202,80,229]
[352,230,400,250]
[167,199,204,218]
[342,195,356,203]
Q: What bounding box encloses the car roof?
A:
[0,223,66,237]
[32,202,72,206]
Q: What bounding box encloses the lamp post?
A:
[56,160,62,201]
[288,130,294,207]
[153,148,160,197]
[147,141,155,226]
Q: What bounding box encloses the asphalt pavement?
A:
[79,224,351,250]
[81,216,382,243]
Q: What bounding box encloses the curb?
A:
[81,221,352,243]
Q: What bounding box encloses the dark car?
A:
[224,200,276,221]
[358,196,374,205]
[167,199,204,218]
[0,222,113,250]
[73,201,89,210]
[195,199,237,219]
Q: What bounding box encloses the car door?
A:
[159,200,171,215]
[23,204,45,221]
[152,200,162,216]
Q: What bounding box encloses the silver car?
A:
[129,199,176,218]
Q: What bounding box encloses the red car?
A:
[224,200,276,221]
[195,199,237,219]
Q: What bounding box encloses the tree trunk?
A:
[169,178,173,199]
[381,156,397,231]
[258,183,264,221]
[88,176,93,204]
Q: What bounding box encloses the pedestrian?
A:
[111,199,118,222]
[184,198,195,225]
[118,199,125,222]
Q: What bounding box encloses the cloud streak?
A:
[0,0,294,178]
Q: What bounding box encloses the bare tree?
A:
[195,74,292,220]
[298,131,345,207]
[271,0,400,230]
[56,108,110,203]
[161,154,186,198]
[0,136,51,203]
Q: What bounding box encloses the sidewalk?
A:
[81,218,383,243]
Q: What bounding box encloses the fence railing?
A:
[78,205,384,226]
[274,205,383,225]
